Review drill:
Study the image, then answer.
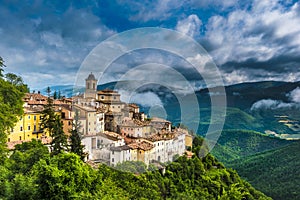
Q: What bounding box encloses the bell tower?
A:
[84,72,97,99]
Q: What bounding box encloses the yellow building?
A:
[7,107,49,142]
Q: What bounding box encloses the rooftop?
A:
[86,72,97,81]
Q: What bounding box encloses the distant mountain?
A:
[198,81,300,109]
[226,140,300,200]
[40,85,84,97]
[46,81,300,136]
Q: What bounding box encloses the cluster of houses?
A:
[7,73,193,166]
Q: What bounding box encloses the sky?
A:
[0,0,299,90]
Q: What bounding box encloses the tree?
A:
[0,58,25,164]
[41,90,68,156]
[5,73,29,93]
[0,56,5,77]
[58,90,61,99]
[46,86,51,97]
[53,90,57,99]
[41,96,56,135]
[69,110,85,160]
[50,115,68,156]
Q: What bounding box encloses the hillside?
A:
[227,141,300,200]
[0,138,271,199]
[211,130,293,164]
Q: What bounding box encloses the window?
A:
[34,115,36,120]
[28,126,30,130]
[112,151,114,155]
[19,136,22,140]
[114,96,116,99]
[101,96,104,99]
[28,116,30,119]
[112,158,114,162]
[34,125,36,132]
[20,126,23,131]
[8,138,10,142]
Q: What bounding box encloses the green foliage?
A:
[227,141,300,200]
[41,96,68,156]
[69,110,85,160]
[115,161,148,174]
[50,115,68,156]
[5,73,29,93]
[0,136,271,200]
[53,90,57,99]
[0,58,26,164]
[41,97,56,134]
[0,56,5,77]
[9,139,49,174]
[33,153,96,199]
[211,129,292,164]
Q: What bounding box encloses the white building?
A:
[110,145,131,166]
[82,132,125,162]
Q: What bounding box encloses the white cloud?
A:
[0,5,115,89]
[176,14,202,37]
[289,87,300,103]
[251,99,298,110]
[205,0,300,67]
[123,0,183,22]
[222,70,249,85]
[118,90,163,107]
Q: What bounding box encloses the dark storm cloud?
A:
[0,0,299,89]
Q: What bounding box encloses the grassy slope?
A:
[226,141,300,200]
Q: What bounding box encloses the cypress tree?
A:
[50,115,68,156]
[69,110,85,160]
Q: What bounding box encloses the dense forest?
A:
[0,138,271,199]
[227,141,300,200]
[211,129,292,163]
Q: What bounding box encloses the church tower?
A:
[84,72,97,99]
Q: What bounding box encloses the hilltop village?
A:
[7,73,193,166]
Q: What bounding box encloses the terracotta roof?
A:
[150,117,171,123]
[7,137,52,150]
[97,89,119,95]
[129,103,139,108]
[148,131,175,142]
[128,140,154,151]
